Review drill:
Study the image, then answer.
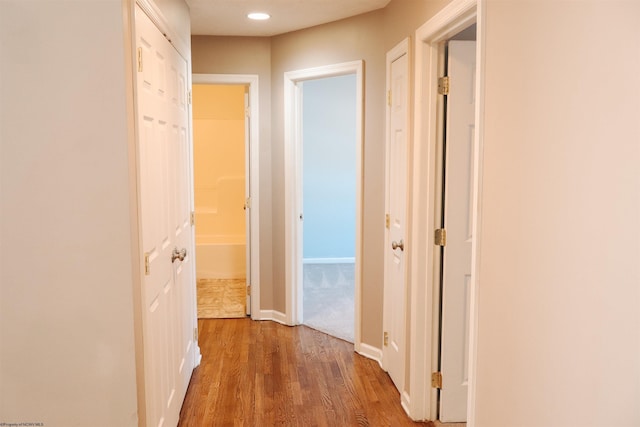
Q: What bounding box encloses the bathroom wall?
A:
[192,84,247,279]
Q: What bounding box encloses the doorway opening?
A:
[406,0,481,422]
[284,61,364,350]
[192,74,261,320]
[301,74,357,343]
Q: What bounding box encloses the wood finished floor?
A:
[179,318,438,426]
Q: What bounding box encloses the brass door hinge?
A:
[144,252,150,275]
[194,327,198,341]
[385,214,390,229]
[431,372,442,389]
[247,285,251,296]
[435,228,447,246]
[387,90,392,106]
[190,211,195,226]
[137,47,143,72]
[188,91,192,105]
[438,76,449,95]
[383,331,389,346]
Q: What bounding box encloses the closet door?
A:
[135,5,196,426]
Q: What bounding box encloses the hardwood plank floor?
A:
[178,318,434,426]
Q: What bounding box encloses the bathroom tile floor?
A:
[197,278,246,319]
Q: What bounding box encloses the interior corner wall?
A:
[0,1,139,425]
[473,1,640,425]
[191,35,274,309]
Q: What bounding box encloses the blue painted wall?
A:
[302,74,357,260]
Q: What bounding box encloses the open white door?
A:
[244,89,252,315]
[135,5,196,426]
[383,39,410,394]
[439,40,476,422]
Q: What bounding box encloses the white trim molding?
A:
[136,0,190,60]
[409,0,481,422]
[259,310,288,325]
[192,74,261,320]
[356,343,383,368]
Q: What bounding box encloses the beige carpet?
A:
[197,279,246,319]
[303,263,354,343]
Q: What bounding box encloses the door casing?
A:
[283,61,364,352]
[409,0,483,421]
[191,73,261,319]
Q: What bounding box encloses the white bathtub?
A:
[195,234,246,280]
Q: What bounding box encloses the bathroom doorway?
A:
[192,83,250,319]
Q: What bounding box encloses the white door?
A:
[439,40,476,422]
[244,90,252,315]
[383,43,409,392]
[135,6,196,427]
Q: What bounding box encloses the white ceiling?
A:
[186,0,391,37]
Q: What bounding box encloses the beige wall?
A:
[0,1,140,425]
[192,84,246,238]
[474,1,640,425]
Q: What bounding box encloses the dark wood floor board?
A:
[179,318,433,426]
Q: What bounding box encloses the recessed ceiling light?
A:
[248,12,270,21]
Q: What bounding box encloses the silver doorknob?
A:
[171,247,187,263]
[391,240,404,251]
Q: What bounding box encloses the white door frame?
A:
[283,61,364,350]
[408,0,483,421]
[191,73,261,319]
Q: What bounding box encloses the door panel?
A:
[135,6,195,427]
[244,91,251,315]
[439,40,476,423]
[383,48,409,392]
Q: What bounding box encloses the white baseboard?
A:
[303,257,355,264]
[356,342,383,368]
[259,309,289,325]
